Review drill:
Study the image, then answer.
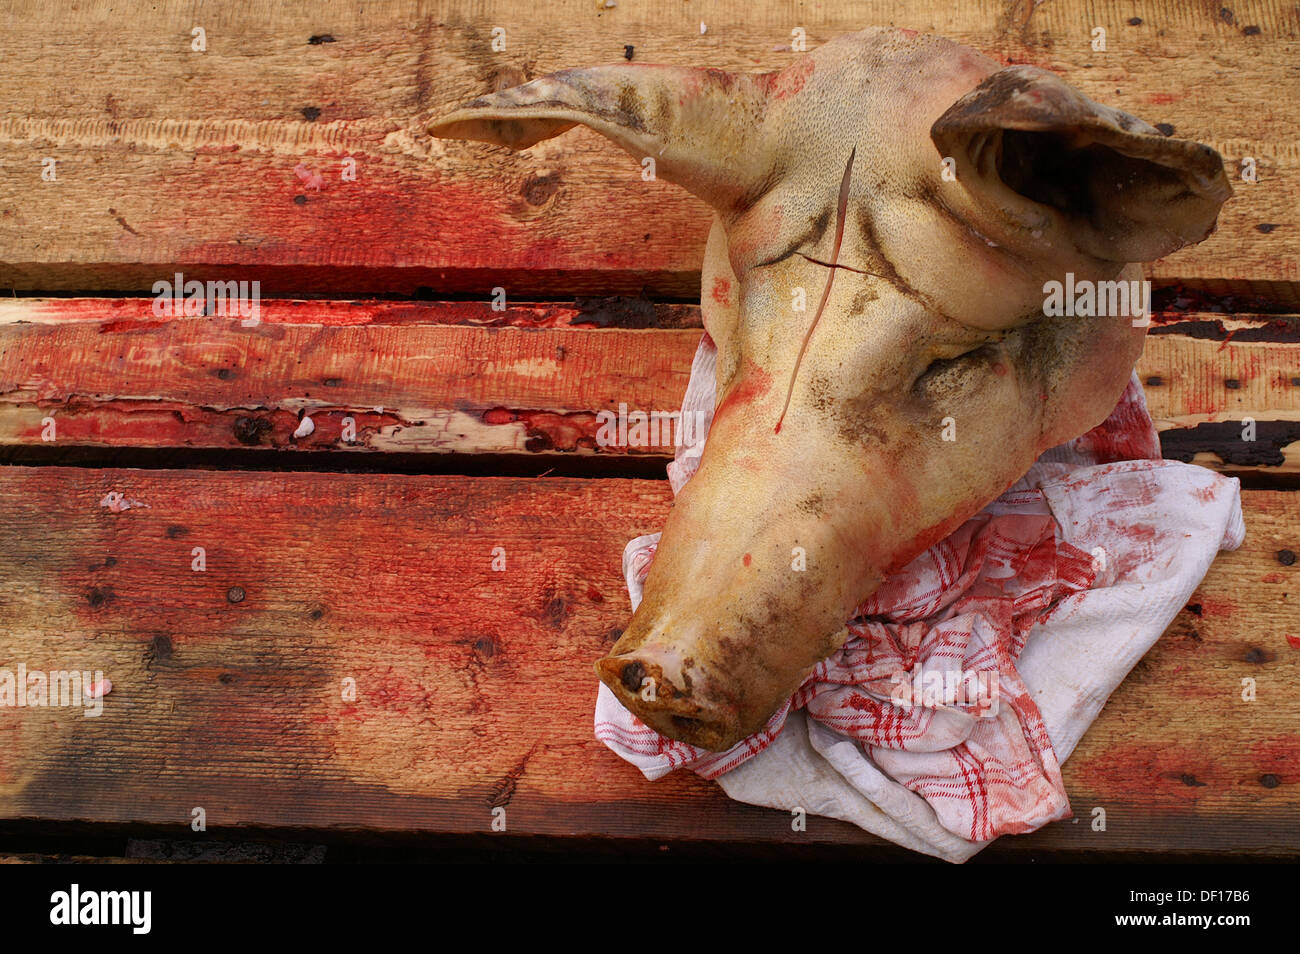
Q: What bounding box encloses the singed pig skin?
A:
[430,29,1231,751]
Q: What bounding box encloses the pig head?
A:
[430,28,1231,751]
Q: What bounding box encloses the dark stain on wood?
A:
[107,207,139,236]
[1149,318,1300,344]
[542,592,569,630]
[487,744,537,809]
[520,172,561,207]
[1161,420,1300,467]
[233,416,273,446]
[472,635,498,663]
[145,634,174,668]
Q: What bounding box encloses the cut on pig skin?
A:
[429,28,1232,752]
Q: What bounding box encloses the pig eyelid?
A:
[912,340,1001,388]
[796,252,874,275]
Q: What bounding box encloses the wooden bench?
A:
[0,0,1296,862]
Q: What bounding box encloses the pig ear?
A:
[428,66,772,212]
[931,65,1231,263]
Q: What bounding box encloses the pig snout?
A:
[597,597,850,752]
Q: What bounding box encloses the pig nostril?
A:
[619,660,646,692]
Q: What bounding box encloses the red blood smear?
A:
[711,277,731,305]
[1195,596,1237,617]
[711,360,773,432]
[762,57,815,100]
[1076,389,1162,463]
[743,553,752,566]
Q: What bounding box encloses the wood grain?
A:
[1,298,1295,473]
[0,467,1293,854]
[0,0,1295,298]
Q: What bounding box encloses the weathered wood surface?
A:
[0,468,1294,855]
[0,0,1295,298]
[1,298,1296,472]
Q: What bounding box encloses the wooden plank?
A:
[0,0,1296,298]
[0,467,1294,855]
[0,298,699,457]
[1,298,1296,474]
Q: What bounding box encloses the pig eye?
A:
[913,343,998,394]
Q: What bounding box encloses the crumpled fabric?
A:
[595,334,1245,861]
